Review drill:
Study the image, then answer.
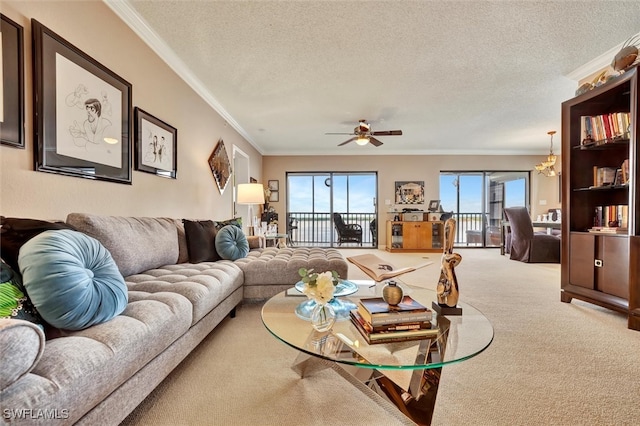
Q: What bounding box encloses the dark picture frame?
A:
[32,19,132,184]
[1,14,25,148]
[394,181,425,204]
[134,107,177,179]
[208,139,231,194]
[428,199,441,212]
[268,180,279,191]
[268,191,279,202]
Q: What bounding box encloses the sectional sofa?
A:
[0,213,348,425]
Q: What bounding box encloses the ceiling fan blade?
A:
[338,137,358,146]
[325,132,355,135]
[371,130,403,136]
[369,137,384,147]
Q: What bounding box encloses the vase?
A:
[382,280,404,305]
[310,302,336,332]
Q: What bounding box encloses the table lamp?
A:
[236,183,266,234]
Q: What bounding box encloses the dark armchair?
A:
[504,207,560,263]
[333,213,363,246]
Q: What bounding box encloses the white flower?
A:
[299,268,339,304]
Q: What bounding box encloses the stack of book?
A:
[350,296,437,344]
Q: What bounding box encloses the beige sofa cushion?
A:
[67,214,185,276]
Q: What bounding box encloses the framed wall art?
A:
[268,190,279,202]
[1,14,25,148]
[208,139,231,194]
[394,181,425,204]
[32,19,132,184]
[134,107,177,179]
[268,180,279,191]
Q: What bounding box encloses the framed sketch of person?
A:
[134,107,177,179]
[1,14,25,148]
[32,19,132,184]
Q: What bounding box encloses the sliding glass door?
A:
[287,172,377,247]
[440,171,529,247]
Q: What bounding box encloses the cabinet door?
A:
[596,236,629,299]
[403,223,431,249]
[569,233,595,290]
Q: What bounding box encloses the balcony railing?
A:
[286,211,500,248]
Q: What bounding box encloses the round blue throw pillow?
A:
[215,225,249,260]
[18,230,128,331]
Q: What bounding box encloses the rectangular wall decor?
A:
[134,107,177,179]
[1,14,25,148]
[32,19,133,184]
[395,181,425,204]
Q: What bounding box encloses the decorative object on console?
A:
[1,14,25,148]
[428,200,441,212]
[208,139,231,194]
[134,107,177,179]
[534,131,557,177]
[382,280,404,305]
[395,181,425,204]
[434,218,463,315]
[32,19,133,184]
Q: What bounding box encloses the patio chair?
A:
[287,215,298,246]
[333,213,363,246]
[503,207,560,263]
[370,218,377,246]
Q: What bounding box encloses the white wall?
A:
[1,1,262,221]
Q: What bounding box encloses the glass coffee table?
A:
[261,281,493,425]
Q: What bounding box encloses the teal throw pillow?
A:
[215,225,249,260]
[19,230,128,331]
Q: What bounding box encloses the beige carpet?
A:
[121,249,640,425]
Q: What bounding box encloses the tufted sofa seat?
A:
[235,246,349,299]
[1,213,349,425]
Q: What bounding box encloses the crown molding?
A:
[103,0,263,155]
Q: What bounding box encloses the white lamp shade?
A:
[237,183,265,204]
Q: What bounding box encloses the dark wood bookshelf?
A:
[561,65,639,331]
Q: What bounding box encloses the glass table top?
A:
[261,281,494,370]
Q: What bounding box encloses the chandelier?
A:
[535,131,557,177]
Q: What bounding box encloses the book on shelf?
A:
[580,112,630,144]
[357,295,432,326]
[350,310,431,333]
[592,166,617,187]
[346,253,432,282]
[349,311,438,345]
[593,204,628,228]
[587,227,628,234]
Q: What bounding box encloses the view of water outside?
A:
[287,172,527,246]
[288,174,377,213]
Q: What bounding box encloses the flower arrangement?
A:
[298,268,340,304]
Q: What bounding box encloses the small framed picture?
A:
[614,168,623,186]
[134,107,177,179]
[428,199,441,212]
[268,180,279,191]
[1,14,25,148]
[268,190,279,202]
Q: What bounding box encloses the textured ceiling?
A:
[110,1,640,156]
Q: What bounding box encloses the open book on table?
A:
[346,253,433,282]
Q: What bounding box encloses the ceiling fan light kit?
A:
[327,119,403,147]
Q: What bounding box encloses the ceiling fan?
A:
[326,119,403,147]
